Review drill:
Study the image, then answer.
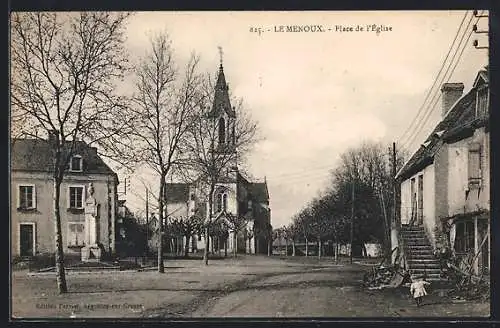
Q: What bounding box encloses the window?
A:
[18,185,36,210]
[222,194,228,211]
[216,193,223,212]
[218,117,226,145]
[215,192,228,212]
[69,186,84,209]
[70,155,83,172]
[232,125,236,145]
[190,193,195,201]
[68,223,85,247]
[476,87,489,118]
[468,143,482,187]
[454,220,474,254]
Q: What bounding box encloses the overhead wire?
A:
[401,11,478,151]
[398,11,469,145]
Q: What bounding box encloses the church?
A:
[164,60,272,255]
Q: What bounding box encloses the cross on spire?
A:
[218,46,224,68]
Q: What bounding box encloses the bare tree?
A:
[11,12,131,293]
[185,75,258,265]
[226,213,247,258]
[286,221,300,257]
[122,31,203,273]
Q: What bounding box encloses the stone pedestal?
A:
[81,183,101,262]
[81,244,102,262]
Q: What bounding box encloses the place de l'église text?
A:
[249,24,393,36]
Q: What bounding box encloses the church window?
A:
[216,193,223,212]
[223,194,228,211]
[218,117,226,145]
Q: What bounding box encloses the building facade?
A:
[395,68,490,275]
[164,63,272,255]
[11,136,119,259]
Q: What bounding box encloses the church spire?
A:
[210,47,235,118]
[218,45,224,70]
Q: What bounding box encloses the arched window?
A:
[216,193,223,212]
[216,192,228,213]
[222,194,228,211]
[218,117,226,145]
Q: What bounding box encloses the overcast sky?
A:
[118,11,488,228]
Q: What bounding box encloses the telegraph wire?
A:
[401,11,478,151]
[397,11,469,145]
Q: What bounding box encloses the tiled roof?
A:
[165,183,190,203]
[249,182,269,203]
[11,138,116,175]
[397,70,488,181]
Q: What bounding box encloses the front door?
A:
[20,224,34,257]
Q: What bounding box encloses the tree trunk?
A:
[224,238,228,257]
[211,236,214,254]
[318,238,322,260]
[234,232,238,258]
[204,226,210,265]
[204,185,214,266]
[285,239,288,257]
[267,238,271,256]
[53,176,67,293]
[157,179,165,273]
[305,238,309,257]
[334,240,338,263]
[292,240,296,256]
[184,235,190,257]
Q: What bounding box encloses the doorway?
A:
[417,175,424,226]
[19,223,35,257]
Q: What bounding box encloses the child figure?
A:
[409,276,430,307]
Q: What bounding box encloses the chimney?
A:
[47,130,59,144]
[440,83,464,117]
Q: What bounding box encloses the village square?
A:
[10,10,491,319]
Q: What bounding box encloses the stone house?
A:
[11,135,119,259]
[394,68,490,276]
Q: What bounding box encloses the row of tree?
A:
[273,142,406,260]
[117,210,265,259]
[11,12,259,293]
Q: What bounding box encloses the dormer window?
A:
[70,155,82,172]
[476,86,489,118]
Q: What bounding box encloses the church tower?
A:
[206,49,238,181]
[206,48,239,221]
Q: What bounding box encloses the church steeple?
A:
[209,47,236,119]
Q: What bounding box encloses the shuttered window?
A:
[468,143,482,186]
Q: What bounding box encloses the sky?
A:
[116,10,489,228]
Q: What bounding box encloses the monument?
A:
[81,182,102,262]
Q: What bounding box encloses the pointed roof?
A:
[207,64,236,118]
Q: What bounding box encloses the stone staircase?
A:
[400,224,445,283]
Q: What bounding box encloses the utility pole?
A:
[350,179,355,264]
[145,187,149,253]
[392,142,397,227]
